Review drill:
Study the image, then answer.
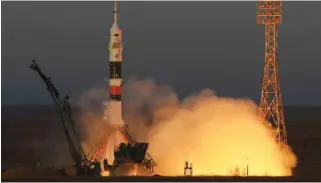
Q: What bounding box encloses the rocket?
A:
[109,1,122,102]
[101,1,127,168]
[108,1,126,136]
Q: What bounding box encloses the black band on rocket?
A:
[110,95,121,101]
[110,62,122,79]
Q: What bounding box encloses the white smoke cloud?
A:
[76,78,297,176]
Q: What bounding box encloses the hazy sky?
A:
[2,1,321,106]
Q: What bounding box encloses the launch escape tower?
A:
[87,1,157,173]
[257,0,287,145]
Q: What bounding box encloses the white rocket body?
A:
[108,2,124,127]
[104,1,127,165]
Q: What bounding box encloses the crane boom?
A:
[30,60,87,164]
[63,95,75,130]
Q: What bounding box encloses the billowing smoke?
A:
[76,88,110,154]
[77,78,297,176]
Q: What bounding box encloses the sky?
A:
[1,1,321,106]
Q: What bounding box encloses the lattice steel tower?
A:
[257,1,287,145]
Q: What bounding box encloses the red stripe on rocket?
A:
[110,86,122,95]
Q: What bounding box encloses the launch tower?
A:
[257,0,287,145]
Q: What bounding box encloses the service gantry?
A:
[257,0,287,145]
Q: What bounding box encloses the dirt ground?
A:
[2,106,321,181]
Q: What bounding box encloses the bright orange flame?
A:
[101,171,110,177]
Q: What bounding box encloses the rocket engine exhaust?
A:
[78,79,298,177]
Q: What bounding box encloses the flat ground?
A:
[2,106,321,181]
[2,175,320,182]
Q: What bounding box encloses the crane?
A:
[30,60,101,176]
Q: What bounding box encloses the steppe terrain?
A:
[2,106,321,181]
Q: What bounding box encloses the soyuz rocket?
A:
[100,2,128,167]
[108,1,127,143]
[109,1,123,104]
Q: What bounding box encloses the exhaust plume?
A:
[77,78,297,176]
